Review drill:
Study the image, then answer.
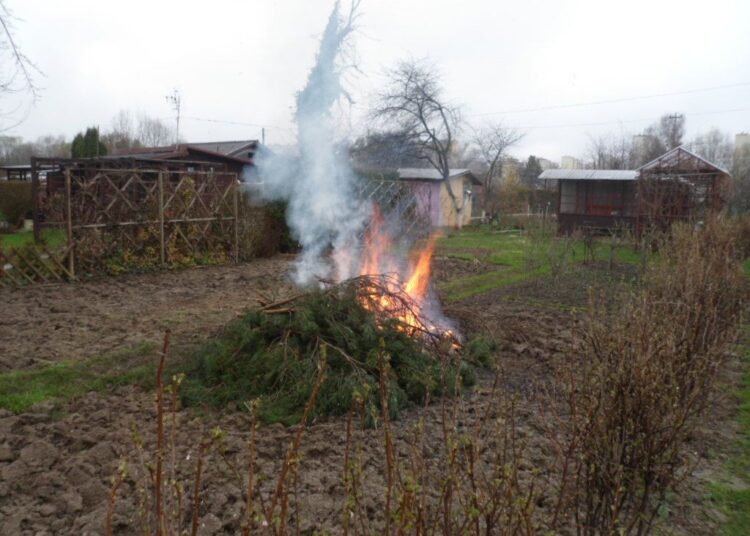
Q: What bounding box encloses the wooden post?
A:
[158,172,166,265]
[31,157,41,243]
[64,169,75,279]
[233,180,240,263]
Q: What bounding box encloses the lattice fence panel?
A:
[0,245,73,288]
[32,168,240,278]
[355,179,433,239]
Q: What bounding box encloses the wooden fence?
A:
[356,179,433,239]
[0,244,74,288]
[1,168,240,287]
[3,172,433,288]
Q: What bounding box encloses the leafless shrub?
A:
[545,217,745,535]
[524,222,575,278]
[339,350,538,535]
[107,332,326,535]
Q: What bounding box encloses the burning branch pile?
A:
[263,274,459,348]
[181,276,473,425]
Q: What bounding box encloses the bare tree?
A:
[631,133,666,167]
[656,113,685,150]
[102,110,143,152]
[0,1,42,132]
[731,143,750,212]
[0,134,68,164]
[585,132,634,169]
[137,116,174,147]
[349,130,423,170]
[472,122,523,211]
[372,59,468,226]
[689,128,734,170]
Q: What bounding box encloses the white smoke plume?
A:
[255,1,367,285]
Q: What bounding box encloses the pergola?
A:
[636,146,730,233]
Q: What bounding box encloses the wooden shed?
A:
[541,146,730,234]
[397,168,481,227]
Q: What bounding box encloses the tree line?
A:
[349,59,750,218]
[0,110,177,162]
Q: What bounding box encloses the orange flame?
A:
[356,208,446,338]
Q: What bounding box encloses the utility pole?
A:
[666,113,684,149]
[261,127,265,145]
[165,89,181,144]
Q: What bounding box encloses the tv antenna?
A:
[165,89,181,144]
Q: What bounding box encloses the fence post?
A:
[233,180,240,263]
[159,172,166,265]
[64,169,75,279]
[31,157,41,243]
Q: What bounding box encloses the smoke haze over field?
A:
[256,1,367,284]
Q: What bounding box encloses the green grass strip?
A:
[439,265,550,302]
[0,228,66,250]
[0,341,158,413]
[709,326,750,534]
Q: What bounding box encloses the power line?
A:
[181,115,295,133]
[515,106,750,131]
[173,102,749,140]
[469,81,750,117]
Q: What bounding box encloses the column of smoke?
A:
[252,0,366,285]
[250,0,457,337]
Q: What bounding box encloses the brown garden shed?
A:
[540,147,730,234]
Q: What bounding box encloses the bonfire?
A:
[262,208,459,348]
[181,208,468,424]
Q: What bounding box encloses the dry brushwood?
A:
[259,274,461,350]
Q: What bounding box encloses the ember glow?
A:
[355,210,456,342]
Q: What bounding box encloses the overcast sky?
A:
[4,0,750,162]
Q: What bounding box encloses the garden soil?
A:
[0,256,741,534]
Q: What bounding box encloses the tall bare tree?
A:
[0,1,42,132]
[372,59,468,226]
[472,122,523,211]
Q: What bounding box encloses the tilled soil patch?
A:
[0,257,295,371]
[0,377,549,535]
[0,258,742,535]
[431,255,500,284]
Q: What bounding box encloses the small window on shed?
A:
[560,181,576,213]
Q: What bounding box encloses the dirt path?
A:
[0,257,295,371]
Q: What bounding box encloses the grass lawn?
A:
[0,341,159,413]
[0,228,66,250]
[709,325,750,535]
[436,226,644,301]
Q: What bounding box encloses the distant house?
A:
[540,146,730,234]
[0,164,33,181]
[110,140,262,178]
[397,168,481,227]
[185,140,262,161]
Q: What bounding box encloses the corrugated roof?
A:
[106,144,252,165]
[397,168,481,184]
[188,140,258,157]
[539,169,638,181]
